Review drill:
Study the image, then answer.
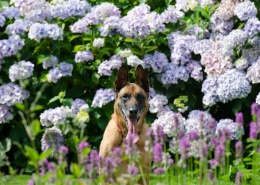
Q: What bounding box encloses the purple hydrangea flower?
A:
[91,88,115,108]
[160,6,184,24]
[9,60,34,81]
[41,127,64,152]
[243,17,260,38]
[6,19,32,35]
[143,51,169,73]
[186,60,203,81]
[210,13,234,37]
[98,55,122,76]
[0,83,30,106]
[28,23,63,42]
[0,105,13,124]
[75,50,94,63]
[234,0,257,21]
[71,99,89,114]
[0,35,24,58]
[42,55,59,69]
[40,106,68,127]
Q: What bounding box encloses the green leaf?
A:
[37,55,49,65]
[125,38,137,43]
[0,138,11,155]
[39,149,53,162]
[14,103,25,111]
[232,100,242,114]
[73,45,85,52]
[24,146,39,163]
[62,98,72,107]
[91,72,100,84]
[48,96,59,104]
[30,105,44,112]
[31,119,41,136]
[69,35,81,42]
[70,163,81,178]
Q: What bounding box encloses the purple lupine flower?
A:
[235,112,244,127]
[58,145,69,155]
[207,170,215,182]
[154,167,165,175]
[251,103,259,115]
[153,142,163,163]
[215,143,225,162]
[27,179,34,185]
[91,88,115,108]
[235,172,243,185]
[78,141,89,152]
[209,159,219,168]
[249,121,258,139]
[86,150,100,179]
[0,105,13,124]
[9,60,34,82]
[127,165,138,177]
[75,50,94,63]
[41,127,64,152]
[235,141,243,159]
[179,138,190,159]
[199,145,209,161]
[125,134,136,156]
[188,131,199,140]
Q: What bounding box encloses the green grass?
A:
[0,175,31,185]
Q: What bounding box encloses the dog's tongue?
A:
[126,117,139,143]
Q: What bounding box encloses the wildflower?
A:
[188,131,199,140]
[215,143,225,163]
[235,112,244,127]
[154,167,165,175]
[86,150,100,178]
[41,127,64,152]
[93,38,105,48]
[153,142,163,163]
[249,121,258,139]
[207,169,215,182]
[0,105,13,124]
[58,145,69,155]
[78,141,89,152]
[179,138,190,159]
[9,61,34,82]
[127,165,138,177]
[235,141,243,159]
[91,88,115,108]
[251,103,259,115]
[235,172,243,185]
[75,50,94,63]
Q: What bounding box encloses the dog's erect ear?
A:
[135,65,149,94]
[114,65,129,93]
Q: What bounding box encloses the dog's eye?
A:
[136,93,144,101]
[121,93,130,101]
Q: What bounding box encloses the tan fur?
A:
[99,66,151,184]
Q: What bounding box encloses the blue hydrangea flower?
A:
[126,55,143,67]
[187,60,203,81]
[256,92,260,106]
[98,55,122,76]
[193,39,211,55]
[0,35,24,58]
[0,105,13,124]
[71,99,89,114]
[42,55,59,69]
[90,2,120,22]
[202,75,219,107]
[47,68,63,83]
[75,50,94,63]
[215,119,244,140]
[41,127,64,152]
[59,62,73,76]
[2,6,20,19]
[0,83,30,106]
[160,6,184,24]
[210,13,234,37]
[70,13,99,33]
[243,17,260,38]
[28,23,63,42]
[9,60,34,81]
[0,14,6,27]
[234,0,257,21]
[91,88,115,108]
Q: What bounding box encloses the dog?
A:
[99,65,151,184]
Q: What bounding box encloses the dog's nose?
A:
[129,106,138,115]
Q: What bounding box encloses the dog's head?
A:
[114,65,149,143]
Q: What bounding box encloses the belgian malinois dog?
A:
[99,65,151,184]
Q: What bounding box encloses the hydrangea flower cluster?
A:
[42,55,59,69]
[91,88,115,108]
[126,55,143,67]
[247,59,260,84]
[47,62,73,83]
[149,94,168,113]
[41,127,64,152]
[40,98,89,127]
[98,55,122,76]
[234,0,257,21]
[215,119,244,140]
[0,105,13,124]
[6,19,32,35]
[202,69,251,106]
[75,50,94,63]
[9,60,34,82]
[28,23,63,42]
[143,51,169,73]
[93,38,105,48]
[0,34,24,59]
[0,83,30,106]
[50,0,91,20]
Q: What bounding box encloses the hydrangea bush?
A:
[0,0,260,183]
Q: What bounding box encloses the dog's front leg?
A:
[99,120,123,157]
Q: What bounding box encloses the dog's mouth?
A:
[119,107,140,144]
